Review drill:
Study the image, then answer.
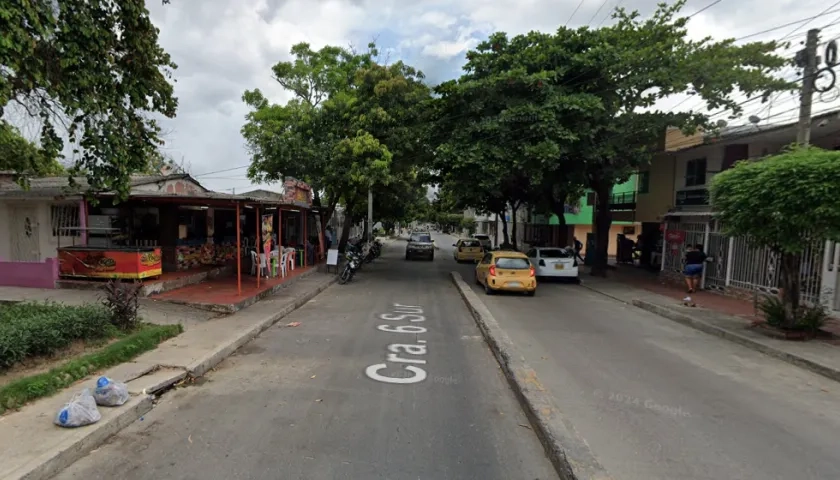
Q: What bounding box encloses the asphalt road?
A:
[56,239,556,480]
[444,233,840,480]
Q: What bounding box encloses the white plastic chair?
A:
[250,250,268,277]
[284,247,296,271]
[278,251,289,278]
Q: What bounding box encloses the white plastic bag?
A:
[54,389,101,428]
[93,376,130,407]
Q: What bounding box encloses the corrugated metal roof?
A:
[0,174,192,198]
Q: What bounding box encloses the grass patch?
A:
[0,323,182,414]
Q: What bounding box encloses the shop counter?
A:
[58,246,162,280]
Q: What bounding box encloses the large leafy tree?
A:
[0,123,64,180]
[711,147,840,328]
[551,1,793,274]
[243,43,433,250]
[2,0,178,197]
[431,30,596,249]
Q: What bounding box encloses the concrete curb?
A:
[633,299,840,384]
[15,396,154,480]
[449,272,613,480]
[7,274,337,480]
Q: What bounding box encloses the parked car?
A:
[526,247,580,283]
[472,234,492,251]
[405,232,435,261]
[453,238,484,263]
[475,250,536,296]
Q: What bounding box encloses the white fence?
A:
[664,220,826,307]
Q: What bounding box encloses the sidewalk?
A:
[581,268,840,384]
[0,271,337,480]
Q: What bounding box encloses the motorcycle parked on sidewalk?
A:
[338,244,364,284]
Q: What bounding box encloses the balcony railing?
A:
[608,191,637,210]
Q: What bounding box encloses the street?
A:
[53,234,840,480]
[55,239,556,480]
[444,234,840,480]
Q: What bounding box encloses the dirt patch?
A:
[0,337,119,388]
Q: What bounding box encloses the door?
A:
[10,206,41,262]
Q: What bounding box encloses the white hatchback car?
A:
[526,247,580,283]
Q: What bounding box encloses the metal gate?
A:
[663,220,706,275]
[703,221,730,292]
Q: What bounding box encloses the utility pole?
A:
[367,187,373,243]
[796,28,820,146]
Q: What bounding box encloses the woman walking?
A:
[683,244,707,294]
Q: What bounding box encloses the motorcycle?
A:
[338,245,364,284]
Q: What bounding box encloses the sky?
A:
[37,0,840,192]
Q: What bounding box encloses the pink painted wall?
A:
[0,257,59,289]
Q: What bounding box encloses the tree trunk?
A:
[338,203,354,252]
[590,183,613,277]
[499,209,510,247]
[779,251,802,328]
[550,193,570,247]
[511,203,519,251]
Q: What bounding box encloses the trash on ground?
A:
[54,389,101,428]
[93,376,130,406]
[518,423,532,430]
[287,321,302,327]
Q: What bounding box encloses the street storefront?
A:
[57,246,162,279]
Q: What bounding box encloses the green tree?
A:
[0,123,64,181]
[550,1,793,274]
[2,0,178,197]
[243,43,433,251]
[431,30,596,250]
[711,147,840,328]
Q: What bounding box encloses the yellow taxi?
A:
[453,238,484,263]
[475,250,537,296]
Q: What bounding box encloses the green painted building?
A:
[546,175,639,226]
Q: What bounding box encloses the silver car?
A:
[406,232,434,261]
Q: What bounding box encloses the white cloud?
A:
[22,0,834,191]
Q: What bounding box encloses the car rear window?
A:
[539,249,572,258]
[473,235,489,240]
[410,234,431,242]
[495,257,531,269]
[461,240,480,247]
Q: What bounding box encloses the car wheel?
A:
[430,254,434,261]
[484,280,493,295]
[405,253,410,260]
[526,290,536,297]
[573,277,581,285]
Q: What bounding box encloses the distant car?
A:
[526,247,580,282]
[472,234,492,251]
[475,250,536,296]
[453,238,484,263]
[406,232,434,261]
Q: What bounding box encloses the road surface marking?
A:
[366,303,430,384]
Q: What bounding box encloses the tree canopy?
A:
[432,0,794,269]
[0,123,64,180]
[1,0,178,197]
[242,42,433,248]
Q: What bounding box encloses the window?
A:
[685,158,707,187]
[462,240,480,247]
[638,171,650,194]
[526,249,536,258]
[495,257,531,269]
[51,204,80,237]
[538,248,572,258]
[410,233,431,242]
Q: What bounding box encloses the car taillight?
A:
[489,265,496,276]
[530,266,536,277]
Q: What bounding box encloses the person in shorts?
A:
[683,244,707,293]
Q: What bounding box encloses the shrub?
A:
[0,302,112,368]
[101,280,141,330]
[759,295,828,333]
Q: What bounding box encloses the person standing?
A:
[683,244,707,294]
[573,236,584,263]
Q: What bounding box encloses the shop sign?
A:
[283,178,312,207]
[59,248,162,279]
